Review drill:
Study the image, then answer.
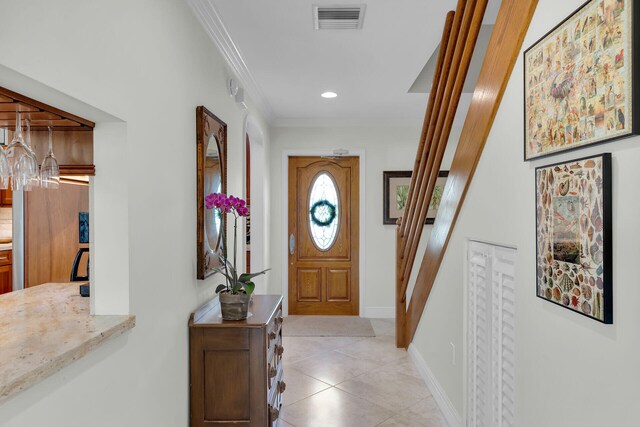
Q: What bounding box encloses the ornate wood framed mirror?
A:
[196,106,227,280]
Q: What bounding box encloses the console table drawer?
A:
[189,295,284,427]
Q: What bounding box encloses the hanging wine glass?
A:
[23,118,40,190]
[40,125,59,189]
[6,111,38,191]
[0,143,8,190]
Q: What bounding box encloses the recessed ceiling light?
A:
[321,91,338,99]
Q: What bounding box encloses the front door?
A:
[288,156,359,315]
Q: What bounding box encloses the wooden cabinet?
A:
[0,250,12,294]
[25,183,89,287]
[0,188,11,206]
[189,295,284,427]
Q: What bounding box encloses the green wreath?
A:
[309,199,337,227]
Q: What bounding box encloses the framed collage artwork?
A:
[524,0,639,160]
[535,153,612,323]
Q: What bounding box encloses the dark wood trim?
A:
[59,165,95,176]
[196,106,227,280]
[0,86,94,130]
[5,126,89,132]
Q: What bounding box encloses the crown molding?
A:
[187,0,275,123]
[273,116,423,128]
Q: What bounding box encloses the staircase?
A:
[396,0,538,348]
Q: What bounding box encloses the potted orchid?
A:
[205,192,269,320]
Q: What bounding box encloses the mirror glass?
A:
[197,106,226,280]
[204,135,223,258]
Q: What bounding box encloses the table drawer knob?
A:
[278,381,287,393]
[270,406,280,421]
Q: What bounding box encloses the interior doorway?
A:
[244,116,266,291]
[287,156,360,315]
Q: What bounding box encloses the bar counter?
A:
[0,283,135,402]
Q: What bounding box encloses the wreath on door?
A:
[309,199,337,227]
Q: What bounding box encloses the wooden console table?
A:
[189,295,284,426]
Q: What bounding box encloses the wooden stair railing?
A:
[395,0,487,348]
[396,0,539,349]
[400,0,487,295]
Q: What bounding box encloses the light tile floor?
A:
[278,319,448,427]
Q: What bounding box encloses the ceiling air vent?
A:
[313,5,366,30]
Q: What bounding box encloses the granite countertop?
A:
[0,283,135,403]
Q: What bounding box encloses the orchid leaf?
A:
[238,269,271,283]
[215,284,227,294]
[220,256,237,278]
[243,281,256,295]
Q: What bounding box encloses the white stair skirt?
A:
[467,241,516,427]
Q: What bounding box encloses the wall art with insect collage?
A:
[524,0,638,160]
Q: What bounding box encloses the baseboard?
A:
[408,344,462,427]
[362,307,394,318]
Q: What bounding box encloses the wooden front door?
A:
[288,156,359,315]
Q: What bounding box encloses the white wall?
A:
[412,1,640,426]
[0,0,269,425]
[268,126,460,316]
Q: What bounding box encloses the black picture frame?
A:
[383,170,448,225]
[535,153,612,323]
[523,0,640,161]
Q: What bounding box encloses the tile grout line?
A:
[331,383,405,418]
[332,368,434,417]
[375,412,399,427]
[285,366,335,387]
[282,322,407,426]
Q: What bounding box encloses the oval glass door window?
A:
[308,172,339,250]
